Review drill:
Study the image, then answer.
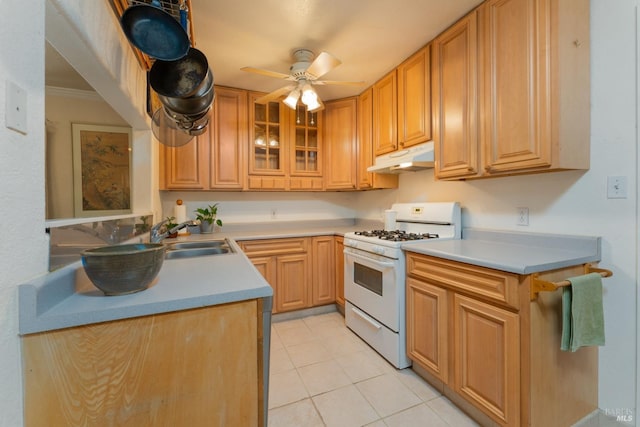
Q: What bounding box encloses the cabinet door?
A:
[398,44,432,148]
[290,105,322,177]
[373,70,398,156]
[432,12,480,180]
[311,236,335,306]
[160,132,209,190]
[249,92,287,176]
[453,293,520,426]
[356,88,398,190]
[324,98,357,190]
[334,236,345,309]
[210,86,247,189]
[406,277,449,384]
[276,253,310,313]
[480,0,551,174]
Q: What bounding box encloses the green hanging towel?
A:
[561,272,605,352]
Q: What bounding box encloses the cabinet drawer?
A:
[239,238,309,256]
[407,253,520,310]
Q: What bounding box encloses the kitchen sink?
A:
[167,240,227,250]
[165,239,234,260]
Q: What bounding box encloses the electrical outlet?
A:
[270,209,277,219]
[5,81,27,134]
[517,207,529,226]
[607,176,627,199]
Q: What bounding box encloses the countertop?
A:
[402,228,602,274]
[20,219,368,335]
[21,222,602,335]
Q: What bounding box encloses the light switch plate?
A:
[5,81,27,134]
[607,176,627,199]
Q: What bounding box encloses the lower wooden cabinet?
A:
[240,236,338,314]
[334,236,345,309]
[22,300,265,427]
[406,277,448,383]
[311,236,335,306]
[406,252,598,427]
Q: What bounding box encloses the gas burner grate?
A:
[353,230,440,241]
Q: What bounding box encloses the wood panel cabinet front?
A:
[311,236,335,306]
[432,11,480,179]
[324,98,357,190]
[397,44,432,148]
[406,277,449,383]
[373,70,398,156]
[433,0,589,180]
[210,86,248,189]
[160,86,247,190]
[334,236,345,309]
[276,253,311,312]
[160,131,210,189]
[23,301,262,427]
[452,293,520,426]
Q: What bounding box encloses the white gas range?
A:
[343,202,461,368]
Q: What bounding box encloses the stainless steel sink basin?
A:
[167,240,226,250]
[165,239,234,259]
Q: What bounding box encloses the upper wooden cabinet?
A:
[160,86,247,190]
[288,105,324,191]
[248,93,287,181]
[432,12,480,180]
[372,70,398,156]
[324,98,358,190]
[397,44,432,148]
[356,88,398,190]
[433,0,590,180]
[210,87,248,189]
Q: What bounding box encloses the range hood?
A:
[367,141,435,174]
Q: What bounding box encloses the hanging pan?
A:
[120,4,190,61]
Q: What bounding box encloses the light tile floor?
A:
[267,311,479,427]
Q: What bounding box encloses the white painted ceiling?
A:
[46,0,483,101]
[190,0,482,101]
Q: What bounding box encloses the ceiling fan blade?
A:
[305,52,341,79]
[241,66,292,80]
[254,85,296,104]
[313,80,365,86]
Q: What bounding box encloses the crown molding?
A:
[46,86,101,101]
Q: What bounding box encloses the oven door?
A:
[344,246,402,331]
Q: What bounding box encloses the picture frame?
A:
[72,124,133,217]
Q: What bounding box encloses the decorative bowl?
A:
[81,243,165,296]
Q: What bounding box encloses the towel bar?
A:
[530,265,612,300]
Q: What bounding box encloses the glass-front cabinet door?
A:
[249,92,286,175]
[290,105,322,176]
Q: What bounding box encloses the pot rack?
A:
[530,264,613,300]
[108,0,195,70]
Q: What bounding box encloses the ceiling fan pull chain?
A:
[296,106,301,124]
[310,110,315,126]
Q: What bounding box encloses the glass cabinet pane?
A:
[252,97,282,173]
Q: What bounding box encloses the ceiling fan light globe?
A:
[283,89,300,109]
[301,84,317,105]
[305,97,322,111]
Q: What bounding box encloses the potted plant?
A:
[194,203,223,234]
[163,216,179,238]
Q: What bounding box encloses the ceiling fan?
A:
[241,49,364,112]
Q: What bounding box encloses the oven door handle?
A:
[350,306,382,330]
[344,250,396,268]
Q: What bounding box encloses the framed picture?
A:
[72,124,132,217]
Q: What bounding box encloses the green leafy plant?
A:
[164,216,178,233]
[194,203,223,227]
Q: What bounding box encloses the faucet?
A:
[150,219,200,243]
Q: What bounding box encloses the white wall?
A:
[0,2,47,425]
[45,88,129,219]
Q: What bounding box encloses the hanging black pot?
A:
[149,48,211,98]
[120,4,190,61]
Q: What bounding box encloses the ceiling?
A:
[46,0,483,101]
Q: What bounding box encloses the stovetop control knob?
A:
[346,239,357,248]
[373,246,385,255]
